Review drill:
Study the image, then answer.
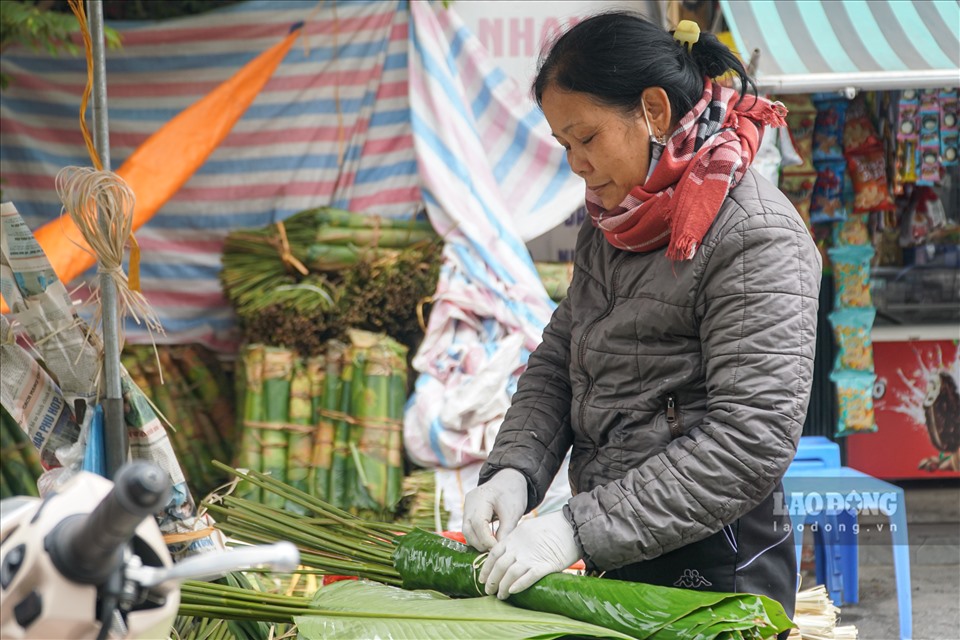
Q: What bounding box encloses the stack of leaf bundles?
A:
[235,330,407,518]
[220,207,441,357]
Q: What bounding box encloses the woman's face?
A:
[541,84,654,210]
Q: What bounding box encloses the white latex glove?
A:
[479,510,581,599]
[462,468,527,552]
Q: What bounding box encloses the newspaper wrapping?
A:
[0,202,218,557]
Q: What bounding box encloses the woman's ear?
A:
[640,87,672,137]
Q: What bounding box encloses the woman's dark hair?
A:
[533,12,756,120]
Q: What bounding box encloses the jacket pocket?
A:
[665,393,682,439]
[610,410,672,473]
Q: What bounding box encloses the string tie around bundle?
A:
[55,166,164,347]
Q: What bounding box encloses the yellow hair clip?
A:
[673,19,700,52]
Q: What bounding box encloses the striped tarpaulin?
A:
[0,0,583,352]
[403,3,588,468]
[1,1,419,351]
[720,0,960,92]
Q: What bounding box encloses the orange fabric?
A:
[1,28,300,313]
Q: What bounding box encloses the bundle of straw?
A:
[790,585,859,639]
[56,166,163,343]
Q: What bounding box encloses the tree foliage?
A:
[0,0,121,89]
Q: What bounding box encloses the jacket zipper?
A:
[666,393,683,439]
[577,254,628,452]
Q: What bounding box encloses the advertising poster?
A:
[847,338,960,479]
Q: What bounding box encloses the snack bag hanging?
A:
[830,369,878,436]
[829,307,876,372]
[829,244,875,309]
[811,96,848,163]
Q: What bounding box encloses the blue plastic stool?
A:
[795,435,842,468]
[783,464,912,640]
[791,437,850,603]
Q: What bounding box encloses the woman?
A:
[462,12,821,620]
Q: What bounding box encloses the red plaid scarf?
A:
[586,80,787,260]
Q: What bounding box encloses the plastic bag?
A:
[832,213,870,247]
[810,160,847,224]
[846,148,895,213]
[829,307,876,372]
[829,244,875,308]
[830,369,877,436]
[811,97,848,162]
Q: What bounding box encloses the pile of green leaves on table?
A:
[183,464,796,640]
[220,207,442,357]
[235,330,407,518]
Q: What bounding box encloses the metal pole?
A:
[88,0,128,479]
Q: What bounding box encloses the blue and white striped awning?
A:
[719,0,960,94]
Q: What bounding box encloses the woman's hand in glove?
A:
[479,510,581,600]
[462,468,528,552]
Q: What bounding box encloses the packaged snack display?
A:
[779,94,817,173]
[779,172,816,229]
[829,307,876,371]
[847,148,895,212]
[938,89,958,166]
[829,244,875,308]
[844,98,882,155]
[917,89,942,185]
[830,369,878,436]
[832,213,870,246]
[812,97,848,162]
[896,90,920,142]
[810,160,847,223]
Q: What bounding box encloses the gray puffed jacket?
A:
[480,169,821,574]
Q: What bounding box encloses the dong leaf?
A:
[295,580,634,640]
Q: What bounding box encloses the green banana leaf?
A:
[393,529,794,640]
[294,580,633,640]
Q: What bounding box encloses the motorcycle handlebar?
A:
[45,461,170,585]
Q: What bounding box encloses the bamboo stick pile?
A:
[0,406,44,498]
[236,330,408,518]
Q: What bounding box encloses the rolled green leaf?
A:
[307,354,331,501]
[348,331,388,513]
[261,347,294,508]
[286,359,313,512]
[385,342,408,513]
[237,345,266,503]
[329,342,354,510]
[392,529,794,640]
